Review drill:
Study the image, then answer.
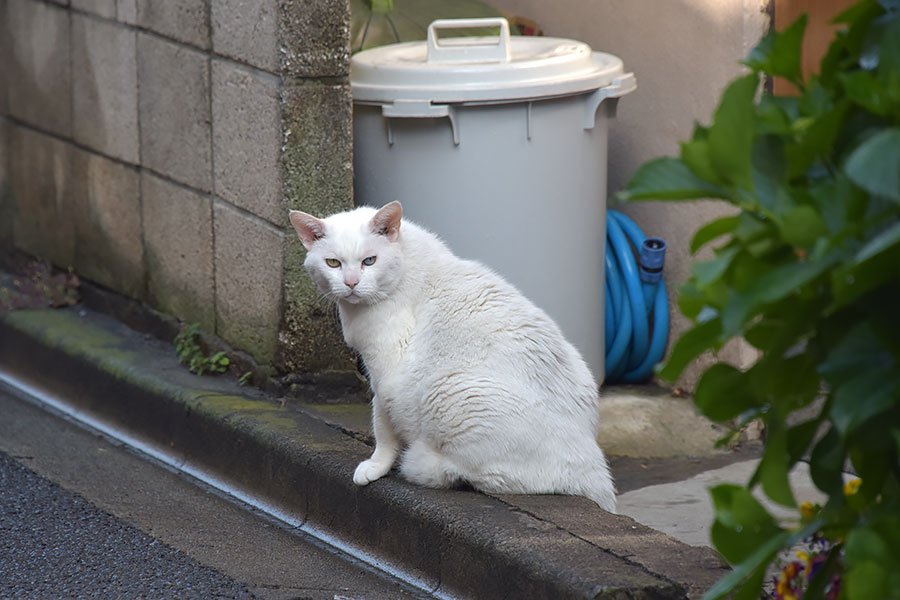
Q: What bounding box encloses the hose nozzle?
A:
[639,238,666,283]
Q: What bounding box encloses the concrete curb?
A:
[0,306,727,599]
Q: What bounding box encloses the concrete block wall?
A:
[0,0,355,376]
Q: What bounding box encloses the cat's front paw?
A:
[353,459,391,485]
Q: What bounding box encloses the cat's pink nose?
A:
[345,279,359,289]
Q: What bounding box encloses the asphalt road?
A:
[0,385,429,600]
[0,450,255,599]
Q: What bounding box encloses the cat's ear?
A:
[370,202,402,242]
[289,210,326,250]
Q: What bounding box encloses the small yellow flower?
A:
[796,551,813,575]
[784,562,799,579]
[800,501,817,518]
[844,478,862,496]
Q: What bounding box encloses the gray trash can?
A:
[351,17,635,381]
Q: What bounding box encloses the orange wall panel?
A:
[773,0,856,93]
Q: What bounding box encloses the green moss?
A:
[0,310,158,398]
[4,309,127,351]
[281,82,353,217]
[188,392,299,432]
[278,82,357,375]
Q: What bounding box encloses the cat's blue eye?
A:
[325,258,341,268]
[362,256,377,266]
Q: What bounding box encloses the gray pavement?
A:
[0,451,254,600]
[0,388,429,600]
[617,459,829,548]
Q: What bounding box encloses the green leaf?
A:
[674,280,707,320]
[681,127,724,185]
[731,565,768,600]
[780,204,829,248]
[755,418,798,507]
[756,95,795,135]
[845,561,890,600]
[733,211,771,244]
[810,425,846,496]
[708,74,759,190]
[741,299,818,356]
[831,219,900,309]
[720,250,842,337]
[856,218,900,262]
[809,173,866,234]
[744,237,781,259]
[840,70,896,116]
[754,352,821,407]
[831,0,879,26]
[785,101,849,179]
[844,128,900,202]
[876,13,900,105]
[743,318,785,350]
[619,157,731,202]
[831,371,899,437]
[787,418,823,463]
[819,322,894,383]
[694,363,760,422]
[892,428,900,457]
[709,484,783,564]
[729,251,783,293]
[690,215,740,254]
[830,0,884,59]
[798,77,831,115]
[744,15,808,85]
[701,529,793,600]
[691,246,739,289]
[657,318,722,381]
[850,442,894,503]
[750,135,791,214]
[844,526,897,600]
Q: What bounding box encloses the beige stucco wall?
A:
[490,0,768,388]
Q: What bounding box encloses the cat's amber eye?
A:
[362,256,377,266]
[325,258,341,268]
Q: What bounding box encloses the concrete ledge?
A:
[0,305,726,599]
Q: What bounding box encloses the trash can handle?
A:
[427,18,511,64]
[583,73,637,129]
[382,100,461,145]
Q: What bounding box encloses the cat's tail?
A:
[583,474,617,513]
[577,448,617,513]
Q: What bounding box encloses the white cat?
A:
[289,202,616,512]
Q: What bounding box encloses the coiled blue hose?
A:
[604,210,669,383]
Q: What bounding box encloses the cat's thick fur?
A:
[289,202,616,511]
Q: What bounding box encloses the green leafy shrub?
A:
[619,1,900,598]
[174,323,230,376]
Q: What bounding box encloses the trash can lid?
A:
[351,17,628,104]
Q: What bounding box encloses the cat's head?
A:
[289,202,404,305]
